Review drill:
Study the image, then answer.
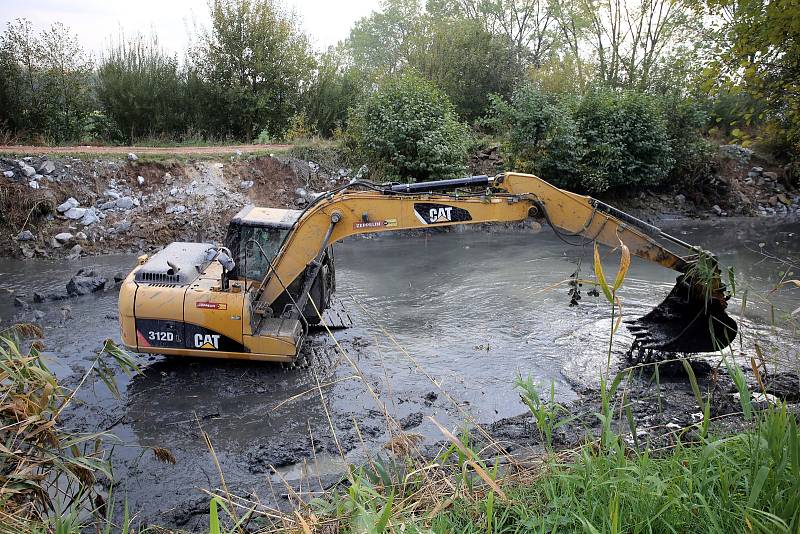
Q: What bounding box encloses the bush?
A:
[348,73,470,182]
[575,90,674,192]
[484,86,585,189]
[486,87,676,193]
[661,95,717,189]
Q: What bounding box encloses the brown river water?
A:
[1,216,798,527]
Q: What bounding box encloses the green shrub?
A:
[484,86,585,189]
[486,86,676,193]
[662,95,717,189]
[348,73,470,182]
[575,90,674,192]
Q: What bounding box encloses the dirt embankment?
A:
[0,153,344,259]
[1,144,798,260]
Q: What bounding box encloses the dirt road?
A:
[0,144,290,156]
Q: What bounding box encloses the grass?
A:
[0,324,153,533]
[0,147,292,163]
[430,405,799,533]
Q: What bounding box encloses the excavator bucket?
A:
[626,271,738,354]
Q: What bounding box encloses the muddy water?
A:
[1,217,798,527]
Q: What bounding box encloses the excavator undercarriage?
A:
[118,172,737,362]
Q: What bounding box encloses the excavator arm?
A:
[251,172,736,354]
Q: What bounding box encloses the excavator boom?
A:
[118,172,737,362]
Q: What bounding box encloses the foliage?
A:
[0,325,143,531]
[348,72,470,182]
[661,95,717,188]
[575,89,674,192]
[303,47,365,137]
[190,0,315,140]
[347,0,522,120]
[484,85,585,188]
[704,0,800,158]
[487,85,677,193]
[0,19,94,143]
[516,377,575,450]
[432,406,800,533]
[97,34,188,143]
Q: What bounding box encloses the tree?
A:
[348,73,470,182]
[98,34,187,142]
[0,19,93,143]
[460,0,558,67]
[348,0,424,78]
[191,0,314,139]
[302,47,365,137]
[704,0,800,156]
[347,0,522,120]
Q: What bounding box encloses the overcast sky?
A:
[0,0,381,56]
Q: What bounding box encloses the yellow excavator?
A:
[118,172,737,362]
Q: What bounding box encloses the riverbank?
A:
[1,144,798,260]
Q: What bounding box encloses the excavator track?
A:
[313,295,353,330]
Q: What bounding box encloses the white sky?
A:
[0,0,381,56]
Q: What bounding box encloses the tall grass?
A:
[0,324,144,533]
[432,405,799,533]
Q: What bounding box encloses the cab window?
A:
[226,225,289,280]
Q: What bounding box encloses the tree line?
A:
[0,0,796,185]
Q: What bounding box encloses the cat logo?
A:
[413,203,472,225]
[194,333,221,350]
[428,206,453,222]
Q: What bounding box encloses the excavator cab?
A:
[224,206,301,281]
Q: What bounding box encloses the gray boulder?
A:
[80,208,99,226]
[20,163,36,177]
[114,220,132,234]
[37,160,56,174]
[2,170,13,178]
[127,152,139,162]
[57,197,79,213]
[66,268,107,296]
[54,232,74,244]
[100,200,117,210]
[166,204,186,215]
[28,181,39,189]
[115,196,137,210]
[66,244,82,260]
[64,207,87,220]
[17,229,34,241]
